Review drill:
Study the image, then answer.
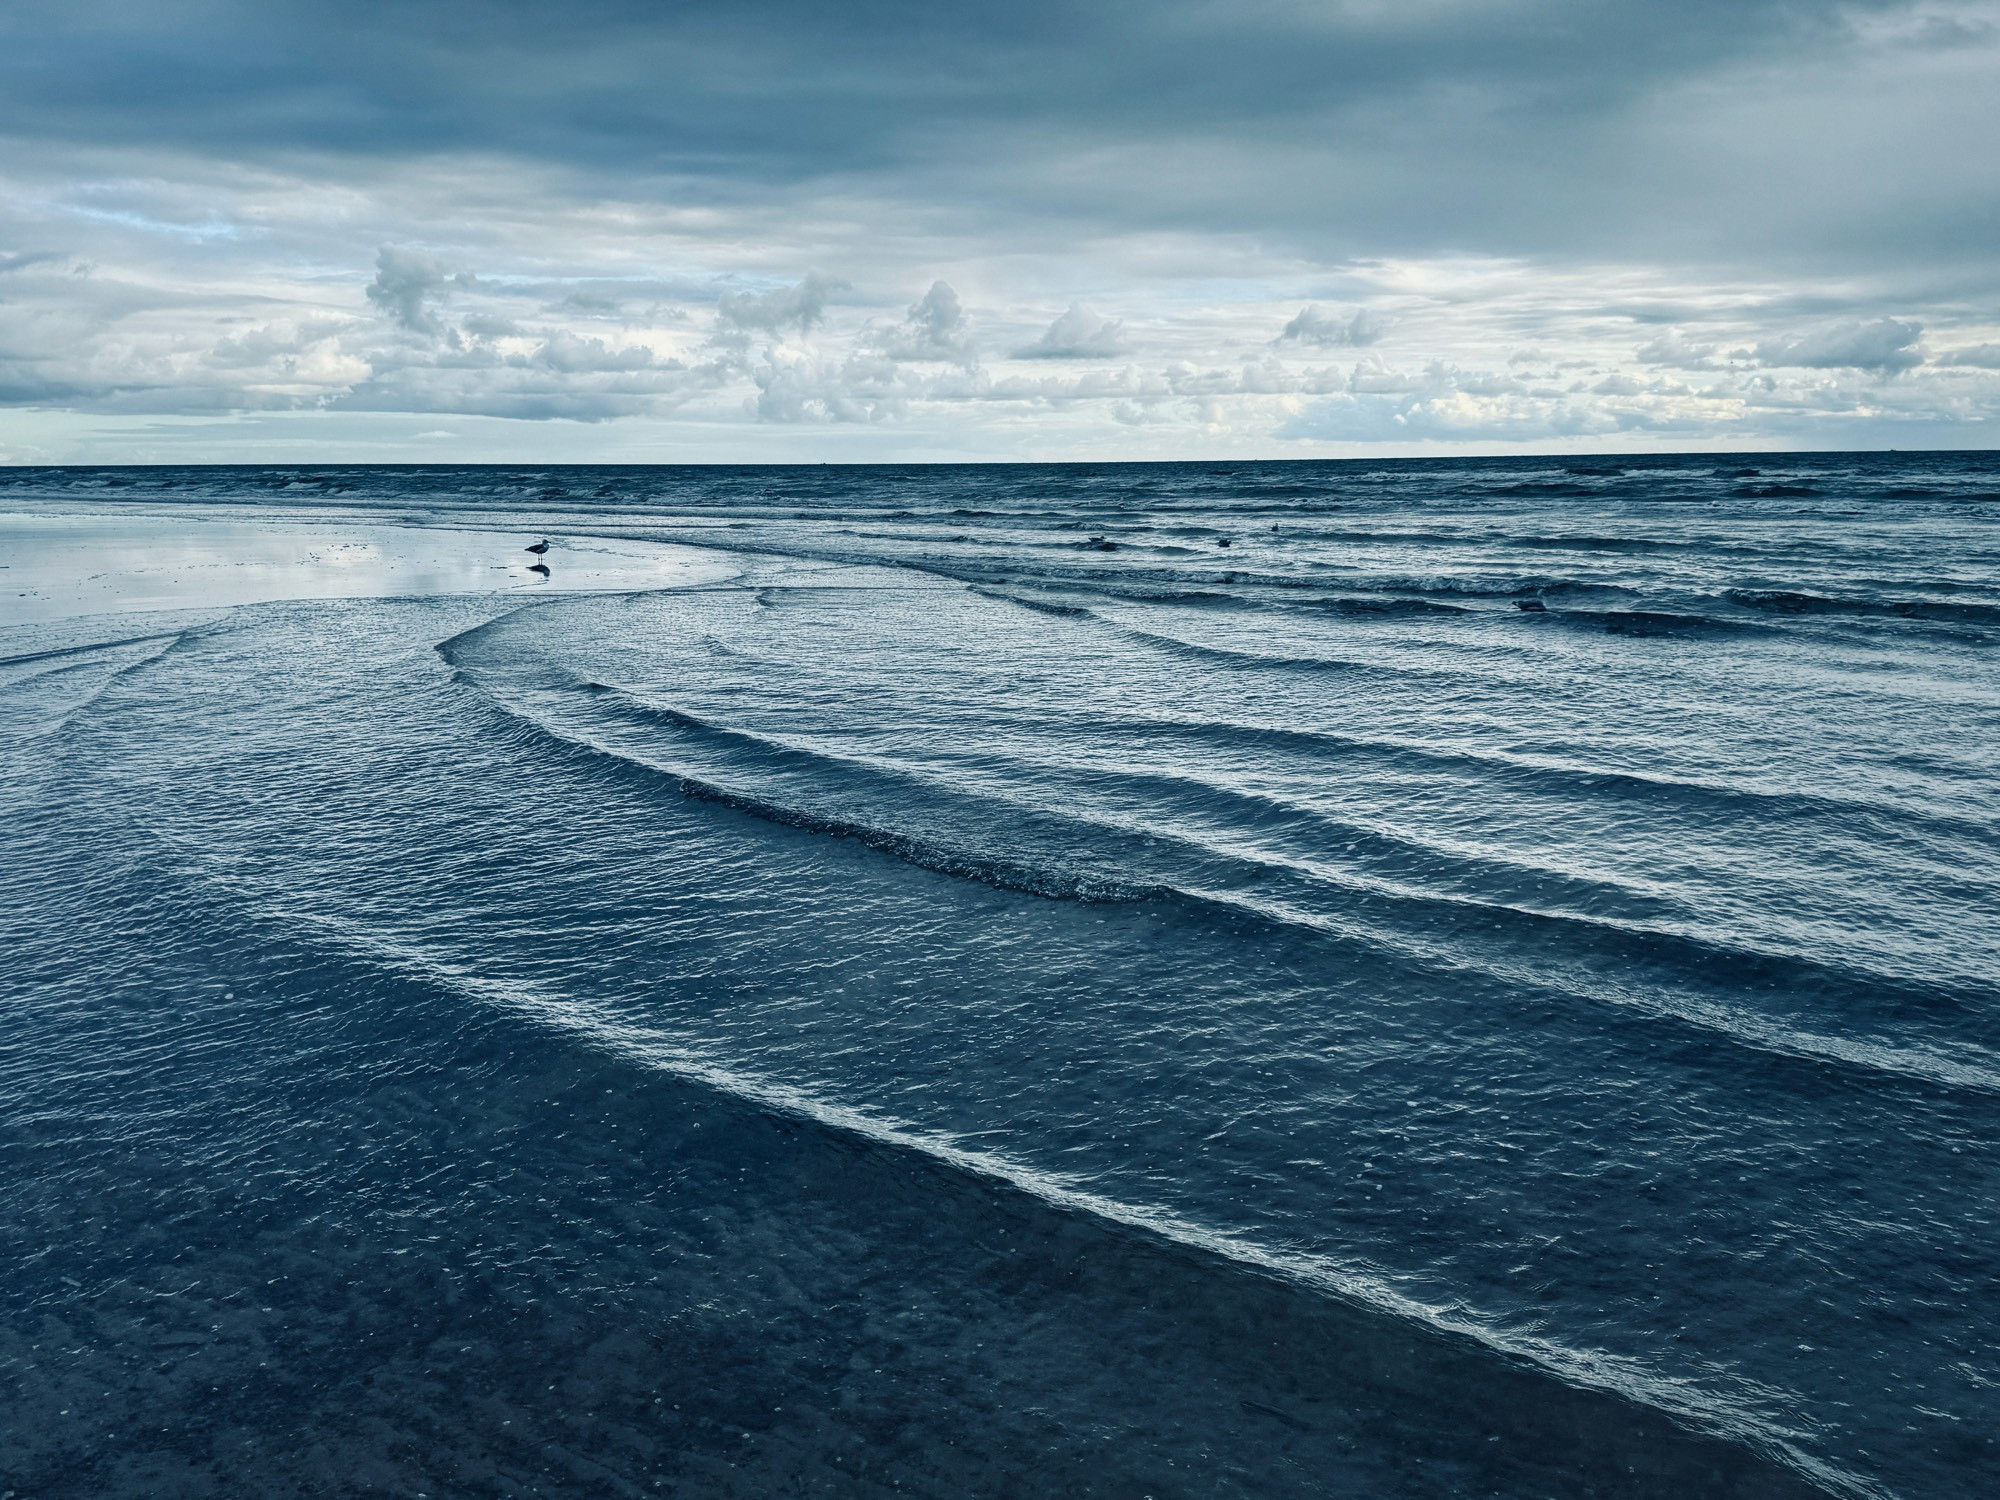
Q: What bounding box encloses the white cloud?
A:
[872,280,976,364]
[3,153,1999,455]
[530,330,656,374]
[1276,305,1383,348]
[1015,304,1128,359]
[715,271,848,337]
[1635,329,1720,367]
[1754,317,1924,373]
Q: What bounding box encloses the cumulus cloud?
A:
[1016,304,1127,359]
[530,330,656,373]
[5,161,2000,453]
[1277,305,1383,348]
[365,247,474,338]
[873,280,976,364]
[1635,329,1720,367]
[1754,318,1925,373]
[715,272,848,337]
[207,318,346,367]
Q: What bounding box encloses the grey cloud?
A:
[6,0,1973,271]
[462,312,523,339]
[1635,330,1720,367]
[873,281,976,363]
[208,318,351,368]
[0,249,66,274]
[1016,304,1126,359]
[531,330,656,372]
[1936,342,2000,367]
[1277,305,1383,348]
[716,272,848,336]
[336,345,719,423]
[365,247,474,337]
[1754,317,1925,372]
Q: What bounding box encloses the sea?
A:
[2,453,1996,1499]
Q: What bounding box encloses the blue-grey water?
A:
[3,455,1996,1498]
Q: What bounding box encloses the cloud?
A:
[873,280,976,364]
[3,136,1998,454]
[7,0,1994,282]
[365,247,473,338]
[715,272,848,337]
[1277,305,1383,348]
[1016,304,1127,359]
[1754,317,1924,373]
[530,330,655,373]
[1635,329,1720,367]
[1936,341,2000,367]
[462,312,523,339]
[207,317,355,371]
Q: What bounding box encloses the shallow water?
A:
[3,455,1997,1497]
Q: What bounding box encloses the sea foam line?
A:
[246,904,1866,1500]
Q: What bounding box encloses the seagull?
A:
[525,538,551,556]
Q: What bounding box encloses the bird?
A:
[525,538,551,555]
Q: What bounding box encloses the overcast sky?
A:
[3,0,1998,462]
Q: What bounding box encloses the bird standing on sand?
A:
[525,538,551,555]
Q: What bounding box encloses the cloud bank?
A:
[0,1,1996,459]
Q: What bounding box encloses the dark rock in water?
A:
[1516,599,1548,612]
[1216,537,1233,548]
[1082,536,1118,551]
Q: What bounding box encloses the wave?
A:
[444,672,1165,904]
[175,884,1851,1499]
[1505,534,1680,552]
[968,587,1095,618]
[1491,480,1602,496]
[442,664,2000,1096]
[677,776,1165,901]
[1098,711,1998,847]
[1104,621,1462,682]
[1347,573,1640,603]
[1726,589,2000,628]
[0,629,186,672]
[1287,594,1470,617]
[0,632,191,745]
[1539,607,1744,637]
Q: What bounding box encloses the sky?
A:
[2,0,1998,463]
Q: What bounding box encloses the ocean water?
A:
[3,453,1996,1498]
